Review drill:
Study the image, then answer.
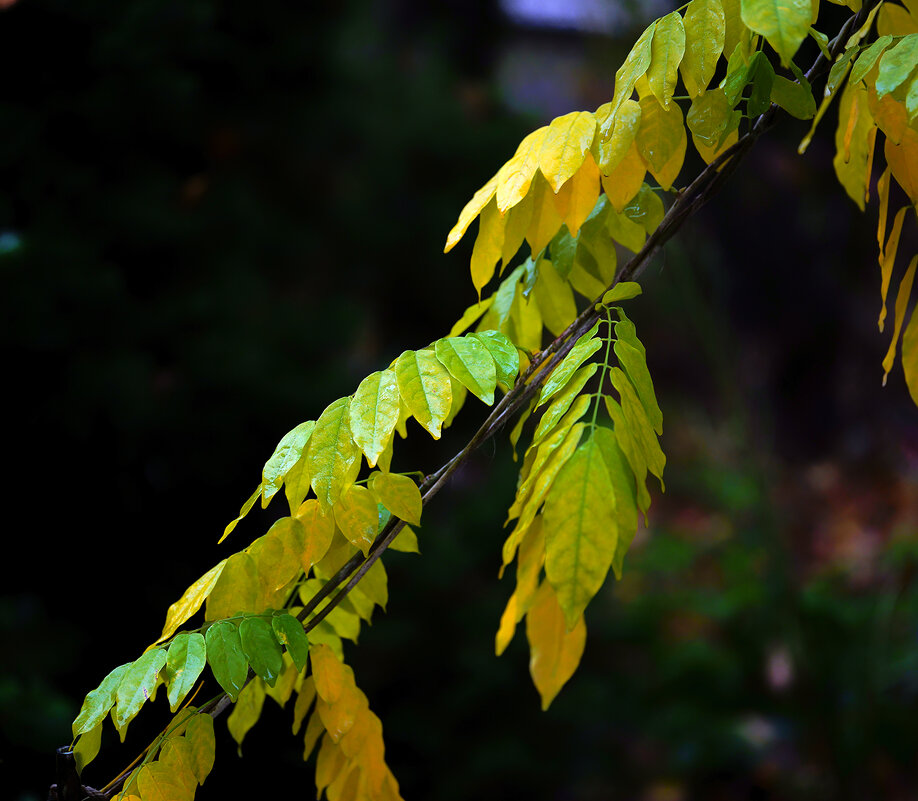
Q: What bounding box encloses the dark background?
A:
[3,1,918,799]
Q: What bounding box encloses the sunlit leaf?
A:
[647,12,686,109]
[741,0,812,66]
[73,663,130,738]
[595,99,642,174]
[601,282,642,305]
[444,172,498,252]
[611,21,658,117]
[220,484,262,544]
[135,759,195,801]
[205,552,259,621]
[350,370,400,469]
[262,422,315,507]
[471,330,520,390]
[496,126,549,212]
[447,297,494,338]
[395,348,452,439]
[334,484,379,556]
[369,471,422,526]
[435,335,498,404]
[524,172,565,254]
[531,365,597,447]
[74,722,103,774]
[600,139,646,213]
[308,397,361,511]
[470,197,506,296]
[311,643,349,704]
[295,498,336,572]
[113,649,167,738]
[165,633,206,712]
[682,0,727,96]
[538,323,602,406]
[614,339,663,435]
[525,582,587,710]
[204,620,247,702]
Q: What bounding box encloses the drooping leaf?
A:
[833,81,875,210]
[73,722,103,774]
[204,620,248,702]
[496,126,550,212]
[263,655,299,708]
[311,643,349,704]
[272,613,311,672]
[435,335,498,405]
[885,126,918,202]
[292,676,317,735]
[592,426,640,579]
[902,303,918,405]
[470,197,506,296]
[239,616,284,688]
[604,395,652,516]
[350,370,400,469]
[623,184,665,234]
[525,172,566,253]
[295,498,336,571]
[389,524,420,553]
[741,0,812,66]
[165,633,207,713]
[636,95,687,190]
[369,471,422,526]
[158,737,198,797]
[262,422,315,507]
[799,44,859,153]
[525,581,587,710]
[72,663,131,738]
[539,111,597,193]
[531,364,597,447]
[227,678,265,751]
[878,2,918,36]
[851,34,894,84]
[395,349,453,439]
[308,397,362,511]
[614,338,664,435]
[682,0,727,97]
[113,649,167,738]
[538,323,602,406]
[880,206,910,330]
[595,99,642,174]
[444,172,498,252]
[882,255,918,382]
[647,12,686,109]
[611,21,658,117]
[600,140,647,212]
[721,0,745,58]
[185,713,216,784]
[205,552,259,621]
[610,366,666,484]
[558,152,601,236]
[333,483,378,557]
[747,51,777,117]
[771,68,817,119]
[220,484,262,544]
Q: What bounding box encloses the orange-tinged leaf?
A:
[248,516,306,595]
[878,2,918,36]
[308,397,361,511]
[470,197,506,296]
[496,126,550,212]
[880,206,910,331]
[902,303,918,405]
[883,255,918,381]
[559,152,600,236]
[395,348,453,439]
[315,734,346,796]
[525,582,587,710]
[444,172,498,252]
[885,125,918,202]
[350,370,400,469]
[369,471,422,526]
[525,172,565,253]
[310,643,350,705]
[205,552,259,621]
[647,11,686,109]
[316,686,367,743]
[352,713,387,795]
[302,709,325,762]
[334,484,378,557]
[868,79,908,144]
[601,141,646,212]
[878,167,891,260]
[296,498,337,571]
[833,81,875,210]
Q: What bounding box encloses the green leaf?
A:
[271,614,311,672]
[227,679,265,751]
[531,364,598,446]
[113,648,167,738]
[593,426,639,580]
[623,184,664,234]
[204,620,248,702]
[612,21,657,117]
[369,471,423,526]
[614,339,663,435]
[471,330,520,390]
[681,0,726,97]
[601,282,642,306]
[809,26,830,59]
[799,45,859,154]
[604,395,652,516]
[877,34,918,97]
[350,370,400,469]
[747,52,776,117]
[771,71,816,119]
[308,396,362,510]
[239,616,284,687]
[538,323,603,406]
[435,336,498,405]
[395,349,453,439]
[741,0,812,66]
[543,431,619,628]
[548,225,578,280]
[850,35,893,85]
[261,422,315,507]
[72,663,130,738]
[165,633,207,712]
[647,12,686,109]
[532,259,579,336]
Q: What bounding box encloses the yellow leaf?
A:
[833,81,874,211]
[495,592,520,656]
[470,197,506,296]
[248,516,306,595]
[316,685,367,744]
[496,126,550,212]
[350,370,400,468]
[867,80,909,144]
[883,255,918,381]
[334,484,379,557]
[315,734,347,797]
[601,141,646,212]
[559,152,600,236]
[154,560,226,645]
[901,301,918,405]
[647,12,686,109]
[694,127,739,164]
[204,553,258,621]
[532,259,578,337]
[501,187,535,265]
[293,676,317,735]
[878,2,918,36]
[681,0,726,97]
[525,582,587,711]
[308,397,361,511]
[394,348,452,439]
[525,171,565,253]
[295,498,336,571]
[444,171,498,252]
[302,709,325,762]
[885,125,918,202]
[135,760,195,801]
[310,643,350,705]
[595,99,642,175]
[369,471,422,526]
[880,206,909,331]
[220,483,262,543]
[636,95,686,190]
[721,0,745,60]
[539,111,597,193]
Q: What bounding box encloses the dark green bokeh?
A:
[3,1,917,800]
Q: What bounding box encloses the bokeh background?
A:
[3,1,918,799]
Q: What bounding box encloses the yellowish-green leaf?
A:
[636,96,687,190]
[154,561,227,646]
[568,260,608,301]
[833,81,875,211]
[249,516,306,601]
[543,432,618,628]
[647,11,686,109]
[204,620,247,702]
[610,366,666,484]
[880,206,910,331]
[395,349,453,439]
[851,35,893,85]
[220,484,262,544]
[510,285,544,353]
[292,676,316,735]
[721,0,746,60]
[263,654,299,708]
[470,197,506,296]
[471,330,520,389]
[390,524,420,553]
[611,21,658,117]
[770,70,817,119]
[369,471,422,526]
[164,633,207,713]
[532,259,578,337]
[435,335,498,404]
[158,737,198,796]
[687,87,734,149]
[185,713,216,784]
[73,663,130,738]
[262,422,315,508]
[883,255,918,381]
[113,649,167,738]
[741,0,812,66]
[538,323,602,406]
[496,126,550,212]
[74,722,103,774]
[532,365,597,447]
[227,678,265,751]
[799,45,859,154]
[601,282,642,306]
[525,581,587,710]
[308,397,361,511]
[205,552,259,621]
[682,0,727,97]
[350,370,400,469]
[614,339,663,436]
[592,426,639,579]
[595,99,642,174]
[292,498,335,572]
[902,302,918,405]
[604,395,651,516]
[135,759,195,801]
[444,172,498,253]
[447,297,494,338]
[335,484,379,556]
